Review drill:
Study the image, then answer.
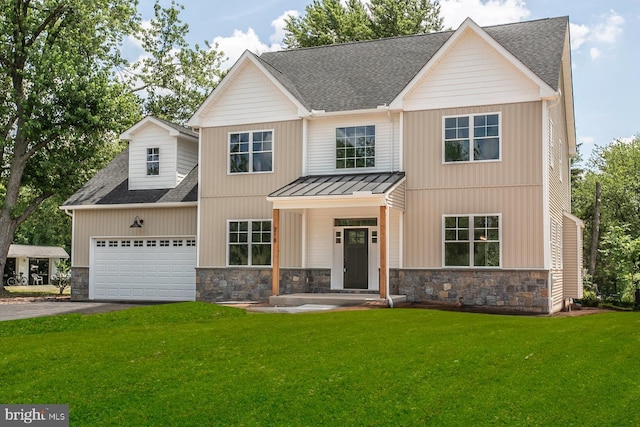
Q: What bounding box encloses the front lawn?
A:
[0,303,638,426]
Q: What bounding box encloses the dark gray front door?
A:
[344,228,368,289]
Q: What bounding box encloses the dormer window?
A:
[146,147,160,176]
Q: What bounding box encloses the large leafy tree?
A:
[1,0,224,292]
[283,0,443,48]
[572,135,640,298]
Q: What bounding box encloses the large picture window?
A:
[146,147,159,175]
[336,125,375,169]
[229,130,273,174]
[444,215,500,267]
[444,113,500,162]
[228,220,272,266]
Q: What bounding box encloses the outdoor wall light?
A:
[130,216,144,228]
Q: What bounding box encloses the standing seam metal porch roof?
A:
[268,172,405,198]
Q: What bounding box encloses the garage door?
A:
[90,237,196,301]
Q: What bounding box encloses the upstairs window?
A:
[147,147,160,175]
[336,125,375,169]
[229,130,273,174]
[444,113,500,163]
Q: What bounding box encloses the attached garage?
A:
[90,237,196,301]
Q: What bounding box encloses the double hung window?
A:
[228,220,272,266]
[229,131,273,173]
[444,113,500,162]
[147,148,160,175]
[444,215,500,267]
[336,125,375,169]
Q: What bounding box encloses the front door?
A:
[344,228,368,289]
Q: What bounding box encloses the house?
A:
[3,244,69,285]
[62,16,583,313]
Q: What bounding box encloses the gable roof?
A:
[61,147,198,208]
[120,116,198,141]
[254,17,568,113]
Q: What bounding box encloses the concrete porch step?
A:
[269,293,406,307]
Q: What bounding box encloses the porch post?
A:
[272,208,280,296]
[379,205,388,300]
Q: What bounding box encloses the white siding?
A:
[176,137,198,182]
[403,29,540,111]
[128,125,178,190]
[199,61,300,128]
[306,113,400,175]
[305,207,400,269]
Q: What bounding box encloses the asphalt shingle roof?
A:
[258,17,568,112]
[62,147,197,207]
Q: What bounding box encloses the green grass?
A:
[1,303,639,426]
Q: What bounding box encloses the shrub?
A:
[51,260,71,295]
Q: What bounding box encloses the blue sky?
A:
[134,0,639,163]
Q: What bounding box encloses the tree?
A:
[0,1,224,293]
[572,135,640,296]
[123,1,225,125]
[283,0,443,48]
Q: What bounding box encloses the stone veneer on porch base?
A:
[391,269,550,313]
[196,268,331,302]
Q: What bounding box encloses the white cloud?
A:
[569,23,590,51]
[593,10,625,44]
[439,0,530,28]
[589,47,601,60]
[213,28,272,70]
[270,10,299,45]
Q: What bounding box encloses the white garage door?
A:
[90,237,197,301]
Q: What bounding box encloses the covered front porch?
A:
[267,172,406,304]
[269,292,407,307]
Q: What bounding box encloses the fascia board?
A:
[267,194,386,210]
[59,202,198,211]
[389,18,557,109]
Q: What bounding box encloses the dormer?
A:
[120,116,198,190]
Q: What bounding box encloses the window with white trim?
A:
[444,113,500,162]
[228,220,272,266]
[147,147,160,175]
[444,215,500,267]
[229,130,273,173]
[336,125,375,169]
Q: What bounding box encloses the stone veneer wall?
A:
[196,268,331,302]
[392,269,550,313]
[70,267,89,301]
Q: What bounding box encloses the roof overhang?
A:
[120,116,198,141]
[267,172,405,210]
[60,202,197,211]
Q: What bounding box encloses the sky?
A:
[132,0,639,164]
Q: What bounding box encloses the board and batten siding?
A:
[198,196,301,268]
[72,207,197,267]
[402,101,544,269]
[563,212,584,299]
[402,28,541,111]
[128,125,179,190]
[306,112,401,175]
[198,60,300,128]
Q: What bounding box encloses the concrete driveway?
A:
[0,301,148,322]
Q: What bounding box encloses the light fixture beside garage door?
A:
[130,216,144,228]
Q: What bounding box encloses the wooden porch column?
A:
[379,205,388,300]
[272,208,280,296]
